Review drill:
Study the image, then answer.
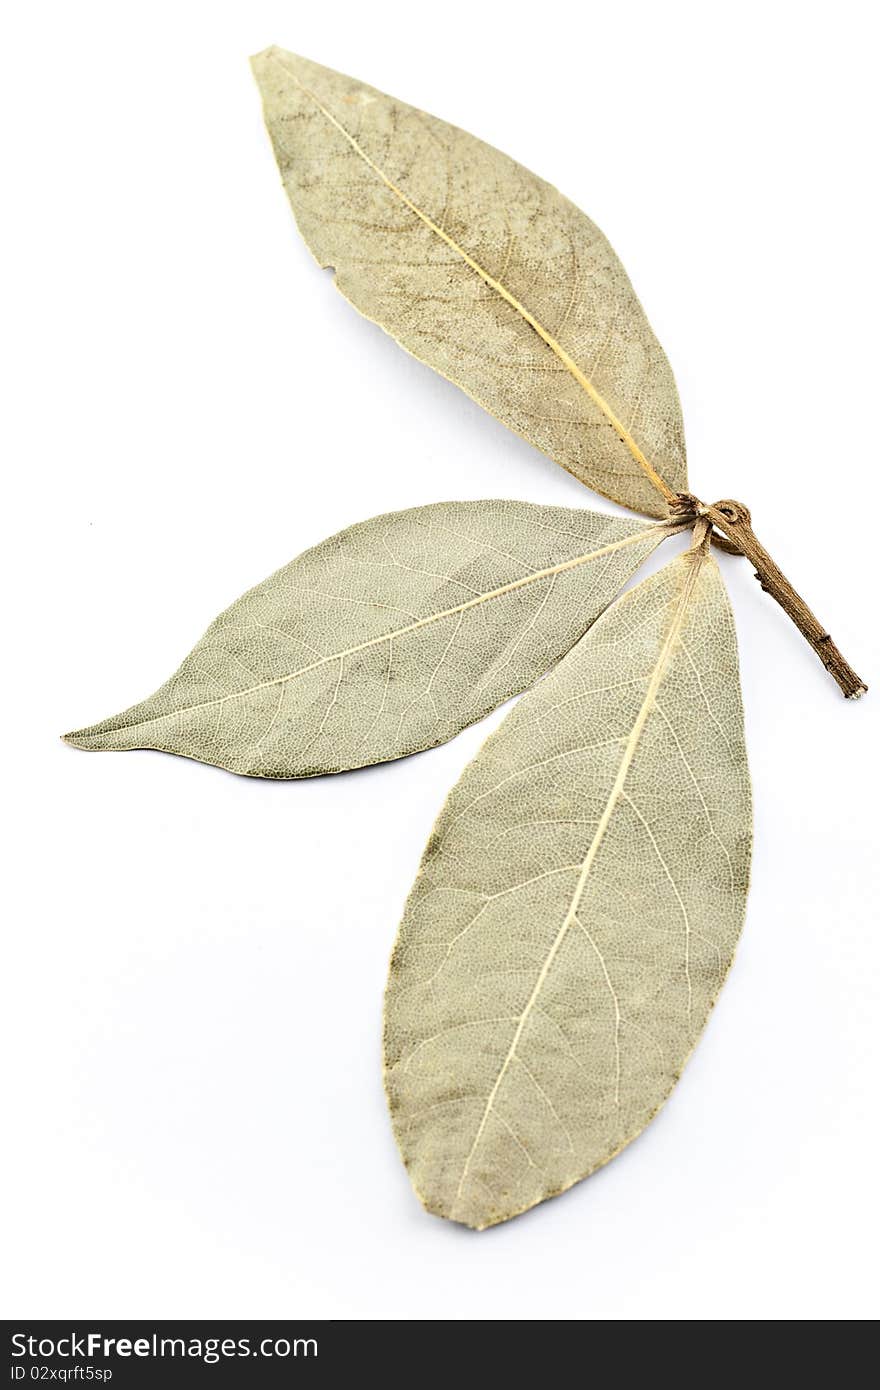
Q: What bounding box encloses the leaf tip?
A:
[249,44,276,66]
[62,723,110,751]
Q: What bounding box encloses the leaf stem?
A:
[681,496,867,699]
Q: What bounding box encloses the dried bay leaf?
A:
[64,501,667,777]
[384,545,751,1228]
[250,48,686,517]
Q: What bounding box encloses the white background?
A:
[3,1,878,1321]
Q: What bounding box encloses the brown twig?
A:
[691,497,867,699]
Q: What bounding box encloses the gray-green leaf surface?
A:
[64,500,667,777]
[384,544,751,1228]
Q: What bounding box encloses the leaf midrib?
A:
[267,52,678,511]
[452,546,706,1216]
